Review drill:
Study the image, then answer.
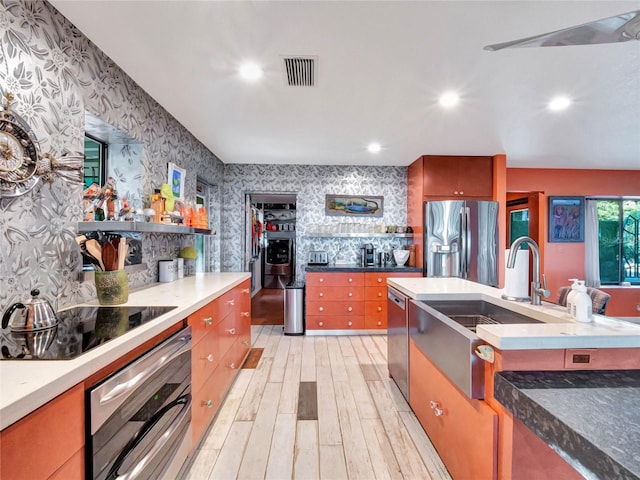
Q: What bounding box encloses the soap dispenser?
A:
[566,278,580,315]
[573,281,593,323]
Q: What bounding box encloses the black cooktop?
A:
[1,305,177,360]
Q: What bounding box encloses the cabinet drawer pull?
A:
[242,288,250,294]
[348,278,353,283]
[240,311,250,317]
[203,317,213,326]
[318,321,324,327]
[347,321,353,327]
[430,400,445,416]
[319,306,324,312]
[203,400,213,408]
[347,306,353,312]
[377,292,383,297]
[230,362,236,369]
[319,278,324,283]
[348,292,353,297]
[243,339,250,346]
[377,321,382,326]
[459,191,464,195]
[227,300,235,306]
[319,292,324,297]
[377,306,383,312]
[454,191,459,195]
[226,328,236,335]
[377,277,383,283]
[202,354,214,362]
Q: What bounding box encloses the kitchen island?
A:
[388,277,640,480]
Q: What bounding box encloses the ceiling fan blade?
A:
[484,10,640,51]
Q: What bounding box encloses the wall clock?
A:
[0,93,42,197]
[0,91,83,198]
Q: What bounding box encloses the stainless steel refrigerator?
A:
[424,200,498,287]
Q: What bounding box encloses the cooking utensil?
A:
[85,239,104,271]
[102,241,118,271]
[2,289,59,331]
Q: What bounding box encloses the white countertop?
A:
[388,277,640,351]
[0,272,249,430]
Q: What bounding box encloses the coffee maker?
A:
[364,243,375,266]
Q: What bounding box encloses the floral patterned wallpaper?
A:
[0,0,224,314]
[222,164,408,282]
[0,0,411,318]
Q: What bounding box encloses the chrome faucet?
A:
[507,236,550,306]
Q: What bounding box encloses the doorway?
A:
[245,192,297,326]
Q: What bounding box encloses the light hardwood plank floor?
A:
[184,325,452,480]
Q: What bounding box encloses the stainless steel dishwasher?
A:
[387,286,410,401]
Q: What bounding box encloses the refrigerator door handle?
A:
[465,207,471,276]
[459,208,466,278]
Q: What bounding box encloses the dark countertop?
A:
[495,370,640,480]
[305,263,422,273]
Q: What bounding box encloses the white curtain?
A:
[584,199,600,287]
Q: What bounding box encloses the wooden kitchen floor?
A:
[183,326,452,480]
[251,289,284,326]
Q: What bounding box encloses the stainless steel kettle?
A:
[2,289,59,331]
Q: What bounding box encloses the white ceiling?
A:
[49,0,640,169]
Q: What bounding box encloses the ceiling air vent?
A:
[283,56,316,87]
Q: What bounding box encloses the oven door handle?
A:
[99,331,191,407]
[107,393,192,480]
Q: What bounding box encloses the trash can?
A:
[284,282,305,335]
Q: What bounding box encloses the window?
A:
[84,134,107,189]
[597,199,640,285]
[509,208,529,248]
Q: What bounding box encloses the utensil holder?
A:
[95,270,129,305]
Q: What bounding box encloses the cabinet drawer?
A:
[306,315,364,330]
[409,340,497,480]
[191,373,223,447]
[365,301,386,317]
[364,314,387,329]
[364,286,387,301]
[306,300,365,316]
[191,332,221,391]
[216,311,240,359]
[218,288,238,320]
[187,300,220,344]
[364,271,421,286]
[306,272,364,287]
[307,286,364,301]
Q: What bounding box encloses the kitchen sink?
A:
[426,300,543,329]
[409,299,542,399]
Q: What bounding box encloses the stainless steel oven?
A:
[86,326,192,480]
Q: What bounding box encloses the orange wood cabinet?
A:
[364,272,421,328]
[0,384,84,480]
[423,155,493,198]
[188,279,251,448]
[410,339,498,480]
[306,272,420,331]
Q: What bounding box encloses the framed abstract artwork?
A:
[549,196,584,242]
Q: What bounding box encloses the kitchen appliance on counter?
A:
[308,250,328,265]
[387,286,410,401]
[364,243,376,266]
[0,305,176,360]
[424,200,498,286]
[86,326,192,480]
[2,289,59,331]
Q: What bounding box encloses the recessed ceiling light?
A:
[239,62,263,82]
[367,142,382,154]
[548,96,571,111]
[439,91,459,108]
